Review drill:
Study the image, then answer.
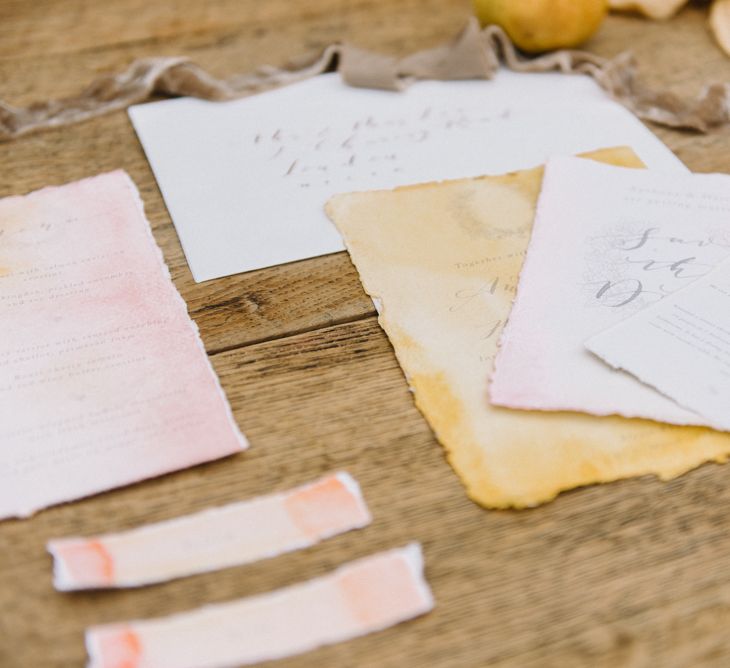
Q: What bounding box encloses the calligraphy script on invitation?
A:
[490,156,730,426]
[327,148,730,509]
[129,70,685,282]
[0,172,247,519]
[252,104,512,191]
[584,188,730,311]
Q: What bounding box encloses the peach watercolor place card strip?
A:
[48,472,371,590]
[490,156,730,427]
[587,255,730,431]
[0,172,247,520]
[86,543,433,668]
[326,148,730,509]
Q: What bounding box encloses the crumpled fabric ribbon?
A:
[1,19,729,141]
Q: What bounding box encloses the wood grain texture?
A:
[1,1,730,667]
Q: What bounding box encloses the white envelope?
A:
[129,71,686,282]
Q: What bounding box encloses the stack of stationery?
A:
[326,148,730,508]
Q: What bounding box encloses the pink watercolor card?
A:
[0,171,248,519]
[490,156,730,426]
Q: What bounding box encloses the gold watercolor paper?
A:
[326,147,730,508]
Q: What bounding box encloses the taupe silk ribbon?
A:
[1,19,728,141]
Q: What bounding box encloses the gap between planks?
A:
[205,310,377,357]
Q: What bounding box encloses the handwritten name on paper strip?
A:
[86,544,433,668]
[49,472,370,589]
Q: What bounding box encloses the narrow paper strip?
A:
[49,472,371,590]
[86,543,433,668]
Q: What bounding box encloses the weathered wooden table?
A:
[2,2,730,666]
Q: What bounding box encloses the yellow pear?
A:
[472,0,608,52]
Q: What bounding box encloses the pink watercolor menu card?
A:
[0,171,248,520]
[490,157,730,426]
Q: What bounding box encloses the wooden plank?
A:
[0,0,406,57]
[4,318,730,667]
[0,0,472,63]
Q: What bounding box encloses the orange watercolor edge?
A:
[48,539,115,590]
[284,472,372,540]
